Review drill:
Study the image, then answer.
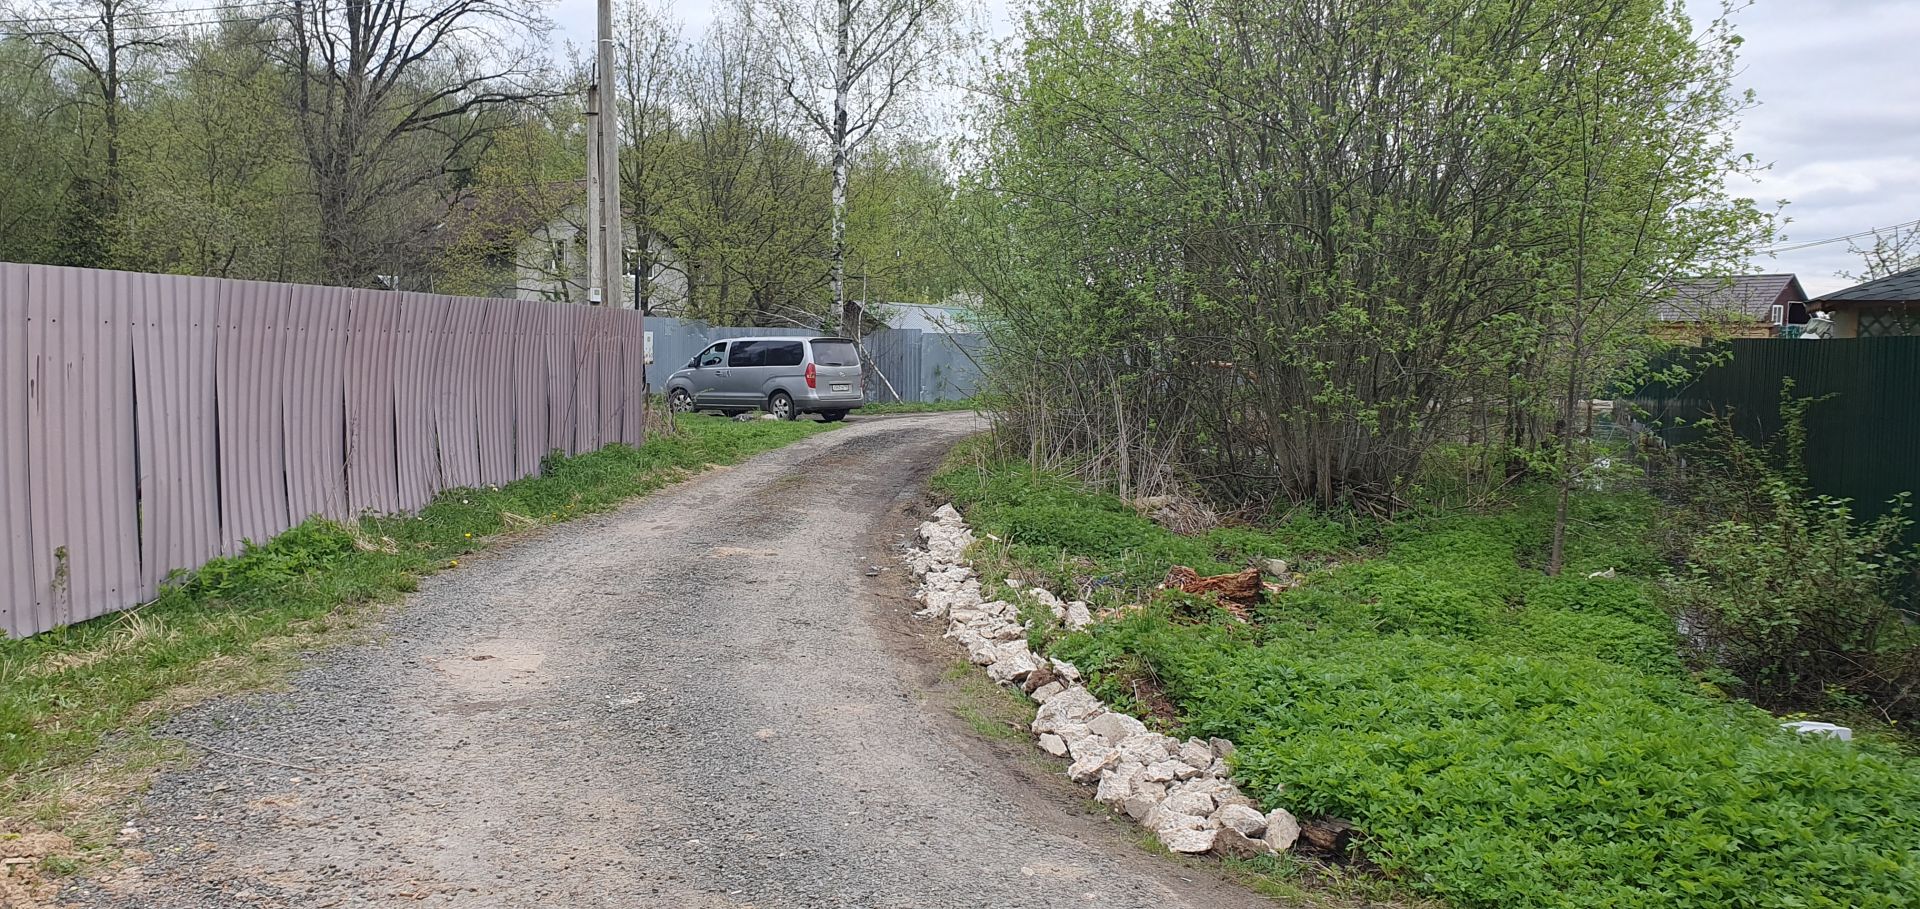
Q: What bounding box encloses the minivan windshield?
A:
[811,340,859,367]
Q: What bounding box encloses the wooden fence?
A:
[1,264,648,637]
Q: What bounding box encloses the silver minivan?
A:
[663,336,865,421]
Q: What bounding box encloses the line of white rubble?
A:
[908,503,1301,858]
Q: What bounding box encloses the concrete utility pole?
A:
[585,0,625,308]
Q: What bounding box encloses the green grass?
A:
[0,414,829,851]
[933,447,1920,909]
[859,397,982,414]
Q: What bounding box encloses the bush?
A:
[1664,385,1920,724]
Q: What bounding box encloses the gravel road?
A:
[67,413,1273,909]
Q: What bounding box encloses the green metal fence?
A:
[1624,338,1920,534]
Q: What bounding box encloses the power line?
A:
[1765,217,1920,254]
[0,2,284,26]
[3,14,277,37]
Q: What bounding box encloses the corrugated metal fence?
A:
[2,263,648,638]
[644,317,985,404]
[1623,337,1920,536]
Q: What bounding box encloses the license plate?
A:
[831,383,851,393]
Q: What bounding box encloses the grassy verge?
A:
[932,438,1920,909]
[0,414,830,871]
[859,397,982,414]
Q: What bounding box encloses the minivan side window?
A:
[728,340,765,367]
[696,342,727,368]
[810,339,859,367]
[762,341,804,367]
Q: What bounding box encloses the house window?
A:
[1767,303,1784,325]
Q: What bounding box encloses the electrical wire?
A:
[1765,217,1920,254]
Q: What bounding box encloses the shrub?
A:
[1663,385,1920,724]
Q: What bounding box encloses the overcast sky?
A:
[553,0,1920,295]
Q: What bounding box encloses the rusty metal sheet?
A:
[282,284,351,523]
[213,279,293,552]
[131,272,221,595]
[345,290,401,515]
[22,265,142,636]
[1,265,35,636]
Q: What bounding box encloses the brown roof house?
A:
[1809,265,1920,338]
[1651,274,1809,342]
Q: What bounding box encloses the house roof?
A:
[1653,274,1806,322]
[1812,264,1920,306]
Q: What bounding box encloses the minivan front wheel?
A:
[667,388,694,414]
[767,391,796,421]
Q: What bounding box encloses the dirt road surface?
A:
[67,414,1273,909]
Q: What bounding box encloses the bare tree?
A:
[753,0,955,332]
[1838,221,1920,283]
[278,0,554,286]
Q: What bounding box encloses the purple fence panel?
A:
[283,285,352,523]
[391,293,444,511]
[620,314,648,446]
[546,304,578,455]
[572,307,600,454]
[1,265,35,636]
[510,302,549,475]
[434,296,484,490]
[22,266,141,636]
[474,298,516,486]
[345,291,401,515]
[132,273,221,595]
[596,310,624,446]
[3,266,657,636]
[214,279,293,552]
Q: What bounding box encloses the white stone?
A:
[1066,733,1111,761]
[1087,711,1148,742]
[1215,803,1267,837]
[1262,809,1301,852]
[1158,826,1217,854]
[1142,761,1182,783]
[1037,734,1069,757]
[1177,739,1213,768]
[1262,558,1289,577]
[1054,721,1094,747]
[1209,737,1236,758]
[1064,600,1093,630]
[1206,758,1231,778]
[1146,804,1206,833]
[1050,658,1082,683]
[1031,681,1065,703]
[1123,783,1166,822]
[1095,762,1144,804]
[1162,789,1215,818]
[1067,748,1120,783]
[987,646,1040,684]
[1115,732,1176,765]
[1031,687,1103,733]
[1005,577,1025,589]
[1211,826,1275,858]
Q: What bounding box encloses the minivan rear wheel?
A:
[767,391,796,421]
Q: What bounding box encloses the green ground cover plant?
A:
[0,415,828,846]
[933,451,1920,909]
